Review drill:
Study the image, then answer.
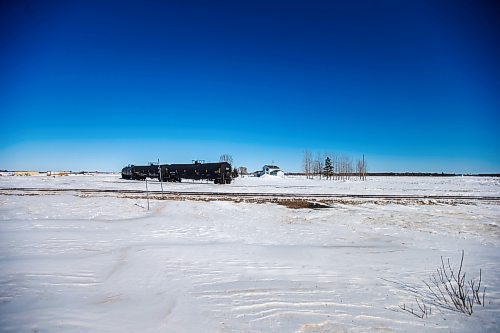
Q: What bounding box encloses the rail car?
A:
[121,161,232,184]
[121,165,133,179]
[121,164,159,181]
[159,161,232,184]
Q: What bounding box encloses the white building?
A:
[259,165,284,177]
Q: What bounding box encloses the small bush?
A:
[423,250,485,315]
[395,250,486,318]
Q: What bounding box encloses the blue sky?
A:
[1,0,499,173]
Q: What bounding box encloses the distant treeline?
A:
[0,170,113,174]
[285,172,500,177]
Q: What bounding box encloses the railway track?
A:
[1,187,500,202]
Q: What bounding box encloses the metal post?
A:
[158,158,164,195]
[145,178,150,211]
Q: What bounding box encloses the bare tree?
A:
[339,155,344,180]
[362,155,367,181]
[332,154,338,180]
[347,156,353,180]
[303,150,313,179]
[238,166,248,176]
[313,152,324,179]
[355,155,367,181]
[219,154,233,166]
[360,155,367,181]
[356,159,362,180]
[338,155,351,180]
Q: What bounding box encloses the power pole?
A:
[158,158,164,195]
[145,178,150,211]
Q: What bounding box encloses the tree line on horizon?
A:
[217,152,368,180]
[302,150,367,181]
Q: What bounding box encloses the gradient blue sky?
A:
[1,0,499,173]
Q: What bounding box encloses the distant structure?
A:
[238,167,248,176]
[256,165,284,177]
[47,171,70,177]
[14,171,41,176]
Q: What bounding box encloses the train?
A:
[121,161,233,184]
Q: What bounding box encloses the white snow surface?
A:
[1,173,499,196]
[0,175,499,332]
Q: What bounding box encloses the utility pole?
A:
[158,158,164,195]
[145,178,150,211]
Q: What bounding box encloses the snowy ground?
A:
[1,173,500,196]
[0,175,499,332]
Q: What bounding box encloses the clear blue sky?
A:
[1,0,499,173]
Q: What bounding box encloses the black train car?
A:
[121,165,133,179]
[159,161,232,184]
[121,164,159,180]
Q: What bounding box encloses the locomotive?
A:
[121,161,232,184]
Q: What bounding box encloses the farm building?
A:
[257,165,284,177]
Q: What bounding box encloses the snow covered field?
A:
[1,175,499,332]
[2,173,500,197]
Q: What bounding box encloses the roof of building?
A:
[263,165,280,169]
